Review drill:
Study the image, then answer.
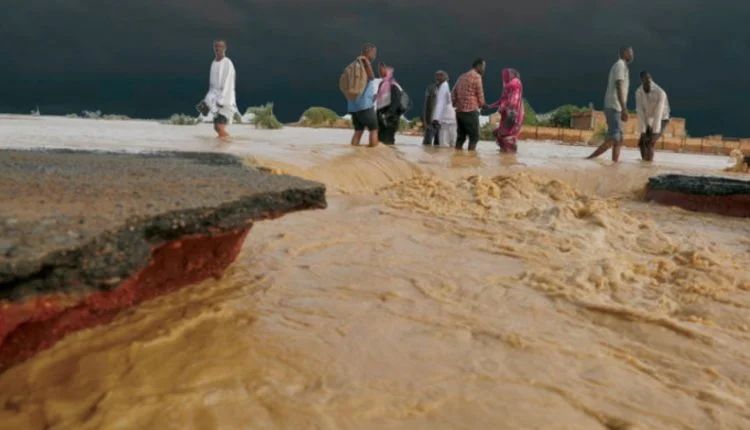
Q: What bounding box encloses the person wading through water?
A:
[347,43,379,147]
[635,71,670,162]
[488,68,525,153]
[204,39,238,141]
[452,58,490,151]
[587,46,634,162]
[375,63,405,145]
[423,71,449,146]
[434,71,456,147]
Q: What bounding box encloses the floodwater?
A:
[0,116,749,430]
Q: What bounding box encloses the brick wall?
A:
[571,110,686,137]
[664,118,686,138]
[519,124,749,155]
[570,114,593,131]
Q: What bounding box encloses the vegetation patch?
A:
[300,107,340,127]
[246,103,283,129]
[165,114,198,125]
[479,121,497,141]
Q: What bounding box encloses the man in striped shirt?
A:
[452,58,490,150]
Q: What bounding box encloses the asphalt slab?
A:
[0,149,327,301]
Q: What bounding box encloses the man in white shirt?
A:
[433,71,457,146]
[204,40,237,140]
[635,71,670,161]
[587,46,634,162]
[422,71,448,146]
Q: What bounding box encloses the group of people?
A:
[344,43,407,147]
[346,44,526,153]
[202,40,674,163]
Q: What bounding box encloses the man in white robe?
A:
[205,40,237,140]
[433,71,457,146]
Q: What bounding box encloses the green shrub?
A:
[523,99,538,125]
[82,110,102,119]
[65,113,78,118]
[399,117,409,132]
[547,105,588,128]
[479,121,496,141]
[593,125,607,140]
[301,107,339,126]
[166,114,198,125]
[246,103,283,129]
[408,117,423,131]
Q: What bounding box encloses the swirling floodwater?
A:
[0,116,749,430]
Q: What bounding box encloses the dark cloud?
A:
[1,0,747,136]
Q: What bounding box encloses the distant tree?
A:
[523,99,537,125]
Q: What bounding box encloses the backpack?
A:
[339,59,368,101]
[396,88,412,115]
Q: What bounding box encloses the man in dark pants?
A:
[348,43,379,147]
[422,71,448,146]
[635,71,670,162]
[452,58,489,150]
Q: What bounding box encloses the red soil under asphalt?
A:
[0,227,251,372]
[645,189,750,218]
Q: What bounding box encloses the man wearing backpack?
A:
[345,43,379,147]
[376,62,413,145]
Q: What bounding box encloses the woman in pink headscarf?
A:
[488,68,525,153]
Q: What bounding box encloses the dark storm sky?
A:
[1,0,748,136]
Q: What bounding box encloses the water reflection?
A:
[449,150,482,169]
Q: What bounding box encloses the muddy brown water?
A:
[0,117,749,429]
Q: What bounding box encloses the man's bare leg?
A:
[612,141,622,162]
[645,134,659,162]
[367,129,380,147]
[638,134,648,160]
[351,130,364,146]
[216,124,231,141]
[586,139,614,159]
